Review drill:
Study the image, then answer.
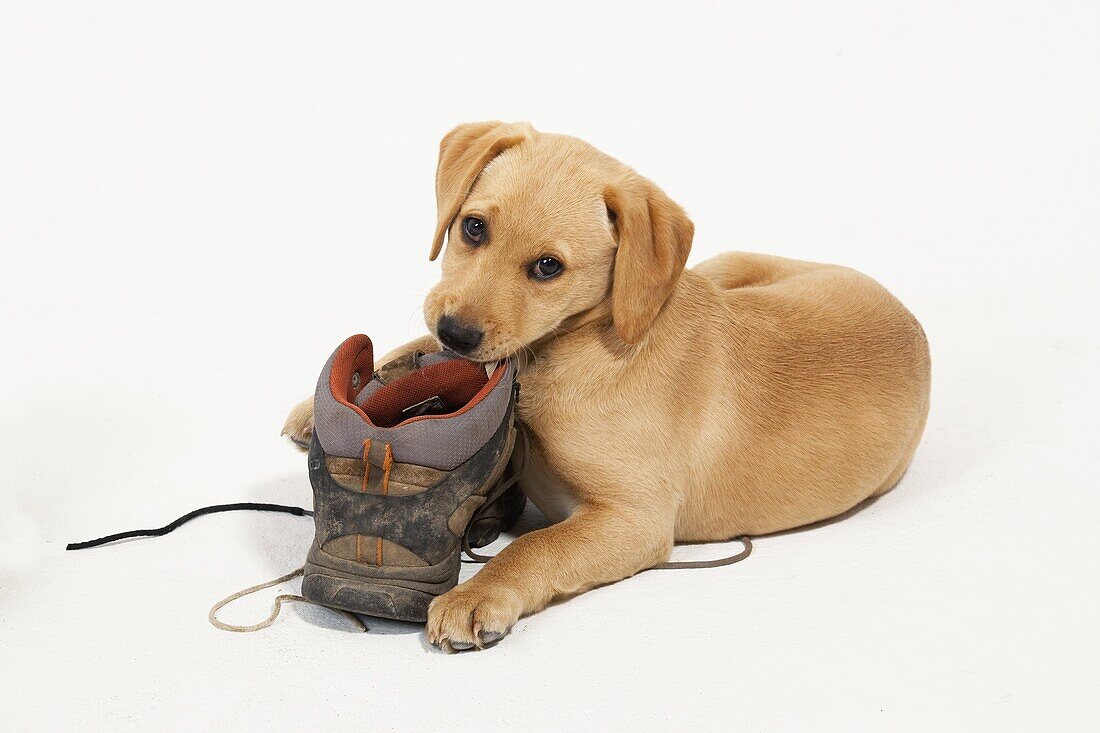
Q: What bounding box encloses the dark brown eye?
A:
[530,257,564,280]
[462,216,486,245]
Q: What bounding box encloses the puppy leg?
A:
[281,395,316,449]
[376,333,441,365]
[426,505,673,651]
[281,334,440,448]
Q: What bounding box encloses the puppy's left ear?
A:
[604,176,694,344]
[429,121,536,261]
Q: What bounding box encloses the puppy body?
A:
[518,254,929,541]
[284,124,930,649]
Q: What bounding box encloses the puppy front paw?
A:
[426,582,524,652]
[281,396,315,450]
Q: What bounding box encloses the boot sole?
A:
[301,541,460,622]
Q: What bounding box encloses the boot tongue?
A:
[373,350,423,386]
[367,350,497,388]
[355,350,429,408]
[354,350,502,413]
[395,359,500,418]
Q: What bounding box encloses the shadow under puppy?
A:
[283,121,931,651]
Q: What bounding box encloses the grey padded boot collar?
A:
[312,334,515,470]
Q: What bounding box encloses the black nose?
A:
[437,315,483,353]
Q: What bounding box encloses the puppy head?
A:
[423,121,693,361]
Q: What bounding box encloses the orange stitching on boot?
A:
[381,443,393,496]
[355,534,363,563]
[361,439,372,492]
[376,536,383,566]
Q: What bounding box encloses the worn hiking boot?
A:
[302,334,523,622]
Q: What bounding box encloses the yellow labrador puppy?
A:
[283,122,931,650]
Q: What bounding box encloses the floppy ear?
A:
[604,177,694,344]
[429,121,535,261]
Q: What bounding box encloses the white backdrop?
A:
[1,1,1097,730]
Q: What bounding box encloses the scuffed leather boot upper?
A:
[302,334,522,621]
